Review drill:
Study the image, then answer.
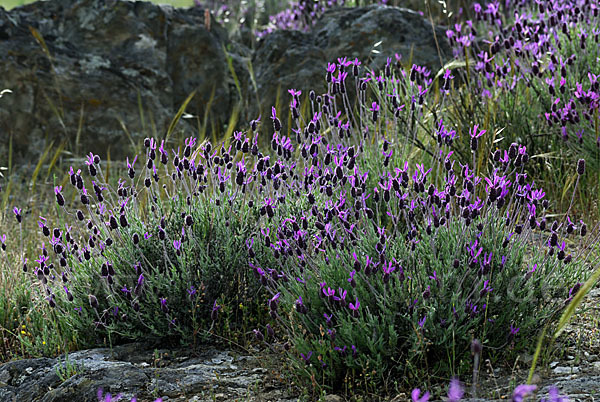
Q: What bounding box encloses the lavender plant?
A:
[18,47,598,397]
[238,56,600,395]
[24,137,279,349]
[445,0,600,197]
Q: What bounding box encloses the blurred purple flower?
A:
[512,384,537,402]
[411,388,430,402]
[448,378,464,401]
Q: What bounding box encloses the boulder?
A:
[0,0,449,164]
[250,4,451,133]
[0,0,239,163]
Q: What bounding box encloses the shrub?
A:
[445,0,600,200]
[24,138,276,349]
[11,1,600,399]
[241,55,598,396]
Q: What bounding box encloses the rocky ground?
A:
[456,287,600,402]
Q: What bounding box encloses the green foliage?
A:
[261,211,585,395]
[42,177,271,348]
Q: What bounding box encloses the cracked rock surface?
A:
[0,341,298,402]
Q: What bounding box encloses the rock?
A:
[313,5,448,71]
[539,375,600,399]
[251,4,451,133]
[0,0,450,165]
[530,373,542,384]
[0,341,297,401]
[0,0,237,164]
[552,366,580,375]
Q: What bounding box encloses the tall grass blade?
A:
[28,25,51,58]
[223,44,242,101]
[223,103,240,149]
[166,90,197,144]
[116,115,137,149]
[200,86,216,143]
[45,141,66,183]
[247,58,261,113]
[1,180,12,214]
[137,90,146,137]
[43,91,66,130]
[1,136,13,212]
[561,172,577,205]
[30,141,53,194]
[75,103,85,156]
[554,265,600,338]
[30,25,65,120]
[526,326,547,384]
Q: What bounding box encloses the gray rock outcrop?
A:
[0,0,449,164]
[0,341,297,401]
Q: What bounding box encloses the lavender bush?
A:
[2,1,599,400]
[16,46,599,399]
[445,0,600,189]
[24,137,281,349]
[241,56,597,395]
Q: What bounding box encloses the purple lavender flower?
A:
[508,324,520,342]
[294,296,307,314]
[173,239,182,254]
[348,269,356,288]
[211,300,221,321]
[480,280,493,297]
[512,384,537,402]
[269,292,280,311]
[541,386,568,402]
[468,124,486,152]
[159,297,169,314]
[250,115,261,131]
[54,186,65,206]
[271,107,281,132]
[300,351,312,365]
[411,388,430,402]
[334,345,347,357]
[448,378,464,401]
[126,156,138,179]
[85,152,98,176]
[96,387,123,402]
[349,296,360,318]
[370,101,380,122]
[13,207,22,223]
